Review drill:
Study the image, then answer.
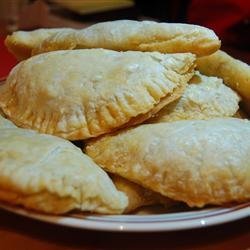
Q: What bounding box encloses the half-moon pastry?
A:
[0,127,127,214]
[5,28,72,60]
[0,49,195,140]
[196,50,250,113]
[32,20,220,57]
[149,72,240,123]
[86,118,250,207]
[111,175,175,213]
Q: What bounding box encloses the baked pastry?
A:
[148,72,240,123]
[0,49,195,140]
[5,28,72,60]
[111,175,175,213]
[32,20,220,57]
[0,127,128,214]
[86,118,250,207]
[0,114,173,214]
[197,50,250,113]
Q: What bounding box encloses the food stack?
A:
[0,20,249,215]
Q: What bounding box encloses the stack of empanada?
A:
[0,20,249,215]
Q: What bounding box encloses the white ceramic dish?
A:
[0,202,249,232]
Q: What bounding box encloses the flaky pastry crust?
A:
[197,50,250,113]
[86,118,250,207]
[0,49,195,140]
[0,127,127,214]
[32,20,220,57]
[149,72,240,123]
[5,28,72,60]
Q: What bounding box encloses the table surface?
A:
[0,208,249,250]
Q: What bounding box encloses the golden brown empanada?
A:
[86,118,250,207]
[0,127,127,214]
[111,175,175,213]
[32,20,220,57]
[0,49,195,140]
[148,72,240,123]
[5,28,73,61]
[197,50,250,113]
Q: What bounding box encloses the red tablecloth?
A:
[0,36,17,79]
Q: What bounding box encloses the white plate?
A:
[0,202,249,232]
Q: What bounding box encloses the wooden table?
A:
[0,209,249,250]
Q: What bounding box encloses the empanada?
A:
[0,127,127,214]
[111,175,175,213]
[148,72,240,123]
[0,49,195,140]
[5,28,72,60]
[86,118,250,207]
[196,50,250,113]
[32,20,220,57]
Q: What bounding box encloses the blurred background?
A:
[0,0,249,78]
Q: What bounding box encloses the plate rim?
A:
[0,202,249,232]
